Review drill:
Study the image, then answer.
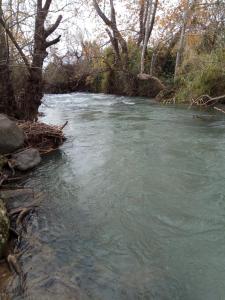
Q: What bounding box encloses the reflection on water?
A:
[8,93,225,299]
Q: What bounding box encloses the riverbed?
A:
[11,93,225,299]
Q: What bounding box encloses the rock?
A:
[0,199,9,258]
[12,148,41,171]
[0,114,24,154]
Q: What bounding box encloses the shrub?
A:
[175,49,225,103]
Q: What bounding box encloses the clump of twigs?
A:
[17,121,67,155]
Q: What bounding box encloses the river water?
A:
[13,93,225,299]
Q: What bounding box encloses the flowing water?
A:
[12,93,225,299]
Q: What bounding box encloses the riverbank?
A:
[0,114,66,295]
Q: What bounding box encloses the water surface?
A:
[16,93,225,299]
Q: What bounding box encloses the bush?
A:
[175,49,225,103]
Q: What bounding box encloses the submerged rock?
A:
[0,114,24,154]
[0,199,9,258]
[12,148,41,171]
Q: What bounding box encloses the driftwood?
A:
[191,94,225,107]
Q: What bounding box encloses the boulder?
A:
[12,148,41,171]
[0,114,24,154]
[0,199,9,258]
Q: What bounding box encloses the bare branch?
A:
[44,14,62,37]
[46,35,61,48]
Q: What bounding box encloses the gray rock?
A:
[0,199,9,258]
[12,148,41,171]
[0,114,24,154]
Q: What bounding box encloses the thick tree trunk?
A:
[20,0,62,120]
[0,0,16,117]
[21,1,47,120]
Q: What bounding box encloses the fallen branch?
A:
[192,94,225,107]
[214,106,225,114]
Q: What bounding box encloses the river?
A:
[13,93,225,299]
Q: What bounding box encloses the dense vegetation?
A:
[0,0,225,121]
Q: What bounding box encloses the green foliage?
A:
[175,49,225,102]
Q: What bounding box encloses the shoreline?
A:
[0,116,67,296]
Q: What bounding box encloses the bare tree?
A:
[92,0,128,67]
[139,0,158,75]
[0,0,62,120]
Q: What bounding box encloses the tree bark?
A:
[20,0,62,120]
[140,0,153,74]
[139,0,158,75]
[0,0,16,117]
[138,0,145,46]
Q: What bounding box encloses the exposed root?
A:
[17,121,67,154]
[7,255,22,276]
[16,207,35,226]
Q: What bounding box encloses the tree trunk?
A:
[174,0,197,80]
[20,0,62,120]
[140,0,153,74]
[150,52,156,75]
[139,0,158,75]
[0,0,16,117]
[93,0,128,69]
[174,16,187,80]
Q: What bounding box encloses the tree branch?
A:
[43,0,52,13]
[45,35,61,48]
[92,0,112,27]
[0,17,30,70]
[44,14,62,37]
